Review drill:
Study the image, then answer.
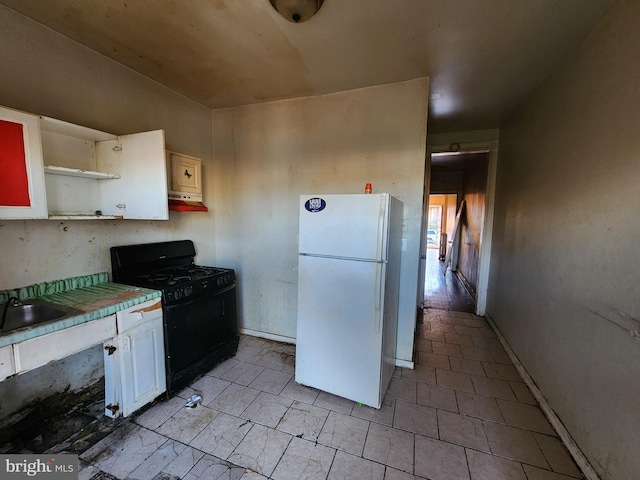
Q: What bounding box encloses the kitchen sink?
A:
[1,298,83,333]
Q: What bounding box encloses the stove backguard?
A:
[111,239,197,281]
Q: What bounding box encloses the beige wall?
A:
[0,5,215,291]
[211,79,429,363]
[488,1,640,478]
[444,195,457,240]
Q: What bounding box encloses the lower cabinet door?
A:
[108,316,166,418]
[0,345,15,381]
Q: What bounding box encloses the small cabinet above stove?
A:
[166,151,208,212]
[168,151,201,199]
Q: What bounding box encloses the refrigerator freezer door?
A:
[299,193,389,261]
[295,254,386,408]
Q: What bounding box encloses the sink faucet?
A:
[1,296,20,330]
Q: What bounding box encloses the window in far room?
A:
[427,205,442,248]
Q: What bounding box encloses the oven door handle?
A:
[215,284,236,316]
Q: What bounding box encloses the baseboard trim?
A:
[484,313,600,480]
[239,328,296,345]
[395,358,414,369]
[240,328,413,370]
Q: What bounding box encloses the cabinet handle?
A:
[104,345,117,355]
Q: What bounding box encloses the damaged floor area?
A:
[0,381,126,455]
[3,320,583,479]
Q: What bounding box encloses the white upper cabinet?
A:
[109,131,167,220]
[0,105,169,220]
[40,116,169,220]
[0,106,48,219]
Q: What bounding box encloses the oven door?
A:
[163,283,238,382]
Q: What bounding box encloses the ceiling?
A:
[0,0,613,133]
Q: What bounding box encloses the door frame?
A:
[422,140,499,316]
[417,148,432,313]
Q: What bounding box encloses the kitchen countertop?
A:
[0,273,161,348]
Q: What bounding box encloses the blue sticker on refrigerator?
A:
[304,198,326,213]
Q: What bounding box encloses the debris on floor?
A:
[0,381,125,455]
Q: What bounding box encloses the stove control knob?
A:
[185,286,193,297]
[174,289,183,300]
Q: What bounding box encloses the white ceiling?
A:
[0,0,613,133]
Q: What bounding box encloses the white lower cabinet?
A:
[0,345,15,380]
[104,298,166,418]
[15,315,116,373]
[0,296,165,418]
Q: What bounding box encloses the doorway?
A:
[424,194,475,311]
[419,142,498,316]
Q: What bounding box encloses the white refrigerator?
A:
[295,193,403,408]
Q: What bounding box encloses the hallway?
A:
[424,247,476,313]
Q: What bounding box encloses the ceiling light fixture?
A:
[269,0,324,23]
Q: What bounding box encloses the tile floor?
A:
[77,310,584,480]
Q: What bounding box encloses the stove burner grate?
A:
[168,275,192,285]
[134,273,173,284]
[130,266,232,289]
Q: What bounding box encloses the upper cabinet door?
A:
[169,152,202,199]
[0,106,47,219]
[97,130,168,220]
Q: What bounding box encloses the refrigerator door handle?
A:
[377,194,388,262]
[375,265,382,333]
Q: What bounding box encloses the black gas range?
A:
[111,240,239,393]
